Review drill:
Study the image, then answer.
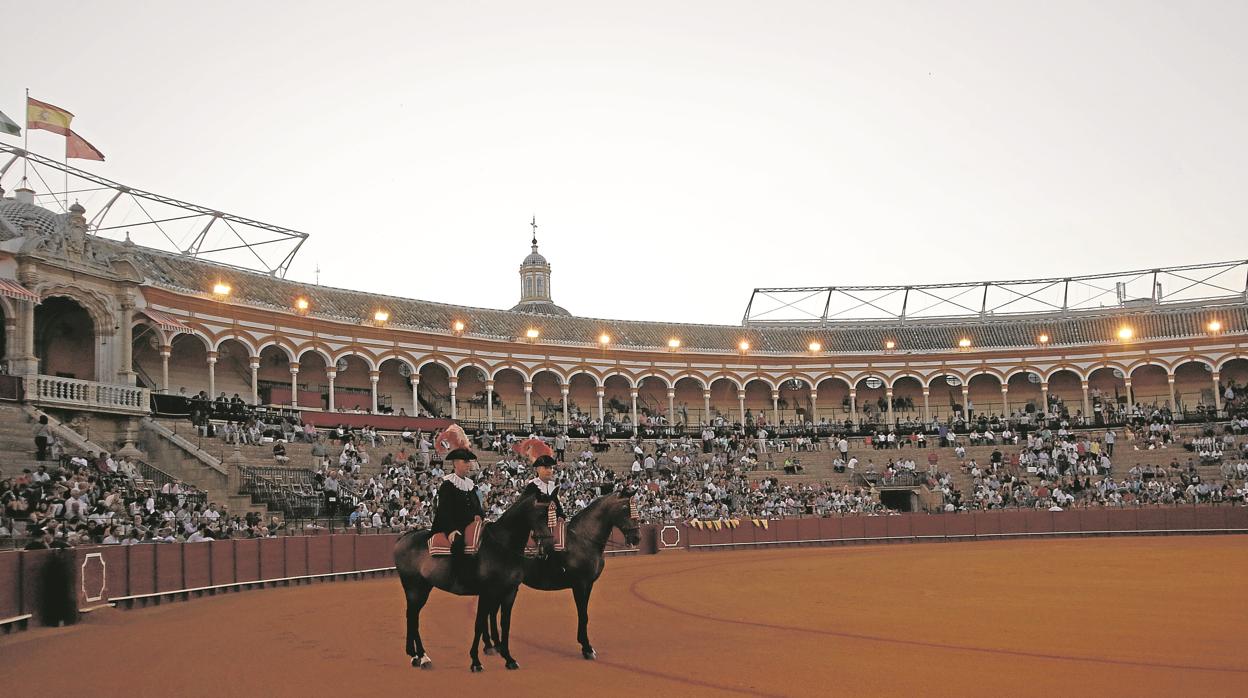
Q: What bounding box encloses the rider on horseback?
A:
[430,424,485,557]
[514,437,565,551]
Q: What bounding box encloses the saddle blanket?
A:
[524,519,567,557]
[429,519,484,556]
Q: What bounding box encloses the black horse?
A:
[484,490,642,659]
[394,493,554,672]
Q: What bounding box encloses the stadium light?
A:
[373,310,389,324]
[294,297,309,312]
[599,333,611,345]
[1208,320,1222,333]
[212,282,231,297]
[884,340,895,350]
[668,338,681,349]
[526,328,541,340]
[807,341,822,353]
[452,320,466,334]
[1117,326,1134,340]
[738,340,751,353]
[958,338,971,348]
[1037,333,1049,344]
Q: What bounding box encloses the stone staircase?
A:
[139,417,270,518]
[0,403,46,477]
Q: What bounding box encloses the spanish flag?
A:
[66,130,104,161]
[27,97,73,136]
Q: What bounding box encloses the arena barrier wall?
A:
[680,506,1248,551]
[2,511,1243,632]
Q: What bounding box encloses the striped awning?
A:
[140,308,191,334]
[0,278,38,303]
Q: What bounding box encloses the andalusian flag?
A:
[27,97,73,136]
[0,110,18,136]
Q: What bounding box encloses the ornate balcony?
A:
[23,374,150,415]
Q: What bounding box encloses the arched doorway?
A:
[35,296,96,380]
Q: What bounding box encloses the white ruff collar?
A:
[529,477,558,496]
[445,473,475,491]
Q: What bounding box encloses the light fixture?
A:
[599,333,611,345]
[295,297,309,312]
[958,338,971,348]
[526,328,540,339]
[807,341,822,353]
[453,320,465,333]
[738,340,751,352]
[373,310,390,324]
[1117,326,1133,340]
[1037,333,1049,344]
[212,282,231,296]
[668,338,681,349]
[1208,320,1223,333]
[884,340,896,350]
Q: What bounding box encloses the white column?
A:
[961,386,970,418]
[596,386,605,422]
[289,363,300,407]
[886,389,895,427]
[369,370,380,413]
[160,345,171,393]
[630,389,639,432]
[1167,373,1177,412]
[922,390,930,423]
[810,390,818,424]
[737,389,746,425]
[667,388,675,426]
[326,370,337,411]
[449,378,458,420]
[486,380,494,426]
[117,299,136,385]
[1001,385,1009,417]
[207,352,217,398]
[849,389,858,425]
[1041,382,1049,413]
[771,389,780,426]
[249,357,259,404]
[1124,379,1133,408]
[703,389,711,423]
[410,375,420,415]
[524,381,533,424]
[1081,381,1090,419]
[1213,373,1222,412]
[561,387,569,425]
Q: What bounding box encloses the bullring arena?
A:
[4,56,1248,697]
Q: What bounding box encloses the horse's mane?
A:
[569,491,623,527]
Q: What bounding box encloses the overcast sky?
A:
[4,1,1246,324]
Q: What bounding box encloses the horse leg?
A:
[482,608,500,655]
[469,593,491,672]
[498,586,520,670]
[573,581,596,659]
[405,580,433,668]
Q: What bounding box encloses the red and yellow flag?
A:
[27,97,73,135]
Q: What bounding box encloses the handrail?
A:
[141,416,226,475]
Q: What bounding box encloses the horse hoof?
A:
[470,664,484,673]
[582,649,597,660]
[505,660,519,670]
[418,656,433,669]
[483,647,496,656]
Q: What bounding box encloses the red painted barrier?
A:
[1000,511,1028,535]
[182,543,211,589]
[795,517,821,542]
[355,535,397,570]
[818,516,843,542]
[863,516,888,540]
[756,518,783,544]
[234,540,260,583]
[1194,507,1227,530]
[1107,508,1138,532]
[1050,510,1081,534]
[1079,508,1109,532]
[20,549,54,623]
[729,520,755,546]
[885,514,913,539]
[976,511,1002,536]
[307,536,332,576]
[840,516,866,541]
[155,544,184,592]
[0,552,23,619]
[209,540,235,586]
[285,537,308,578]
[127,544,156,597]
[1024,510,1054,535]
[1226,507,1248,530]
[912,514,945,538]
[1168,507,1197,531]
[259,538,285,580]
[943,515,974,538]
[1136,508,1168,532]
[331,535,355,573]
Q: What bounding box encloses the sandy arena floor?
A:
[3,535,1245,697]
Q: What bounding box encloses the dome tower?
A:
[510,216,569,315]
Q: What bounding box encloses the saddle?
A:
[429,519,484,556]
[524,502,566,557]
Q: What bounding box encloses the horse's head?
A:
[519,493,556,558]
[613,489,642,547]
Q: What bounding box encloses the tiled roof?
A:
[116,241,1247,354]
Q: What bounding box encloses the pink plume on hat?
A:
[434,424,472,456]
[512,436,554,463]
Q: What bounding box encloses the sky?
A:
[3,0,1246,324]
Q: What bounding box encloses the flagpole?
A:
[64,127,69,208]
[22,88,28,184]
